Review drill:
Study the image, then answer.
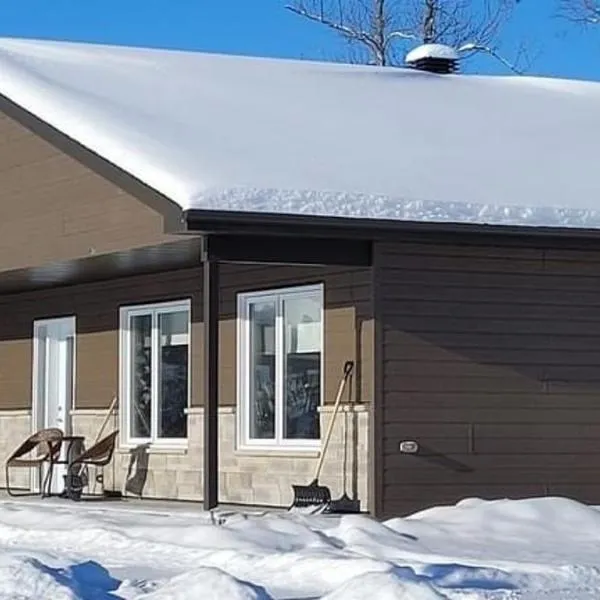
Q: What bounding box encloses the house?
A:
[1,37,600,519]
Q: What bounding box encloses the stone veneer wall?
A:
[0,411,34,489]
[70,405,370,511]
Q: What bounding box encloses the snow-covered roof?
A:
[0,37,600,230]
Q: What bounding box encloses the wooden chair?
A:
[63,430,119,500]
[5,428,63,497]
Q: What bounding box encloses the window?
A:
[120,300,190,446]
[237,284,323,450]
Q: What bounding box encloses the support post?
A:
[203,240,219,511]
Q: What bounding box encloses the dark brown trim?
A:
[370,243,385,519]
[183,209,600,248]
[0,238,203,295]
[203,245,220,511]
[205,234,372,266]
[0,93,185,234]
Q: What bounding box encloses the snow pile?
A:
[1,496,600,598]
[0,554,77,600]
[0,37,598,229]
[322,571,449,600]
[141,567,271,600]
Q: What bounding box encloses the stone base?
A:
[70,404,371,511]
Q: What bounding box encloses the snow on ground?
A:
[1,497,600,599]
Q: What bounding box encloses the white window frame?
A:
[119,299,191,448]
[236,283,324,452]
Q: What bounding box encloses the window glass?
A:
[283,295,321,440]
[249,300,276,439]
[239,286,323,448]
[130,313,152,439]
[123,303,190,444]
[158,311,189,439]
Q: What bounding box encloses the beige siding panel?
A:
[0,264,373,415]
[0,338,32,410]
[0,112,176,272]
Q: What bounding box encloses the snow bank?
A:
[0,555,75,600]
[393,496,600,567]
[141,566,271,600]
[321,570,449,600]
[0,37,598,229]
[0,552,122,600]
[0,497,600,598]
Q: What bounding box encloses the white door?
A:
[32,316,76,494]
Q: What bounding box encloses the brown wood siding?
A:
[0,268,201,411]
[219,264,373,407]
[0,112,175,272]
[0,264,373,412]
[377,240,600,519]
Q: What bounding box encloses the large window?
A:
[120,300,190,446]
[237,284,323,450]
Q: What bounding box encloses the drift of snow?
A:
[321,571,449,600]
[1,497,600,599]
[0,37,598,229]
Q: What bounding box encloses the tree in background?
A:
[285,0,527,72]
[558,0,600,25]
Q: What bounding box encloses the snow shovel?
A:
[290,360,354,511]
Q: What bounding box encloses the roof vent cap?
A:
[405,43,460,74]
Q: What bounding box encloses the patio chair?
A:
[5,428,63,497]
[63,430,119,500]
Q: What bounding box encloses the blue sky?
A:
[0,0,598,80]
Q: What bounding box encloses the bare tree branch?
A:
[558,0,600,25]
[286,3,384,63]
[285,0,526,72]
[458,42,524,75]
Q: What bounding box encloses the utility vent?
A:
[405,43,460,74]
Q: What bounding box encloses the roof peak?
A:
[0,36,597,87]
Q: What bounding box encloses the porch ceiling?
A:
[0,228,374,296]
[0,238,202,295]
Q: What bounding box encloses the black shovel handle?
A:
[343,360,354,379]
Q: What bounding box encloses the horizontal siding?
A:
[0,263,373,413]
[378,240,600,518]
[0,112,175,272]
[219,264,373,406]
[0,268,201,411]
[0,338,32,410]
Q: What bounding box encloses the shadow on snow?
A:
[31,559,122,599]
[395,563,518,591]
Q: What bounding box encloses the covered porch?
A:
[0,226,375,513]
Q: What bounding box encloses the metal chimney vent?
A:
[405,44,460,74]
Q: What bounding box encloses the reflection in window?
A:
[130,314,152,439]
[122,302,190,444]
[249,301,276,439]
[158,311,189,439]
[283,295,321,440]
[239,285,323,448]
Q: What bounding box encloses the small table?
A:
[54,435,85,498]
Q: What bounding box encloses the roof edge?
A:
[0,91,186,235]
[182,207,600,247]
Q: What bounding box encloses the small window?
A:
[120,300,191,446]
[237,284,323,450]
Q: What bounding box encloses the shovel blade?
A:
[290,482,332,508]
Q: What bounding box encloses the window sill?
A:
[117,444,188,455]
[235,446,321,459]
